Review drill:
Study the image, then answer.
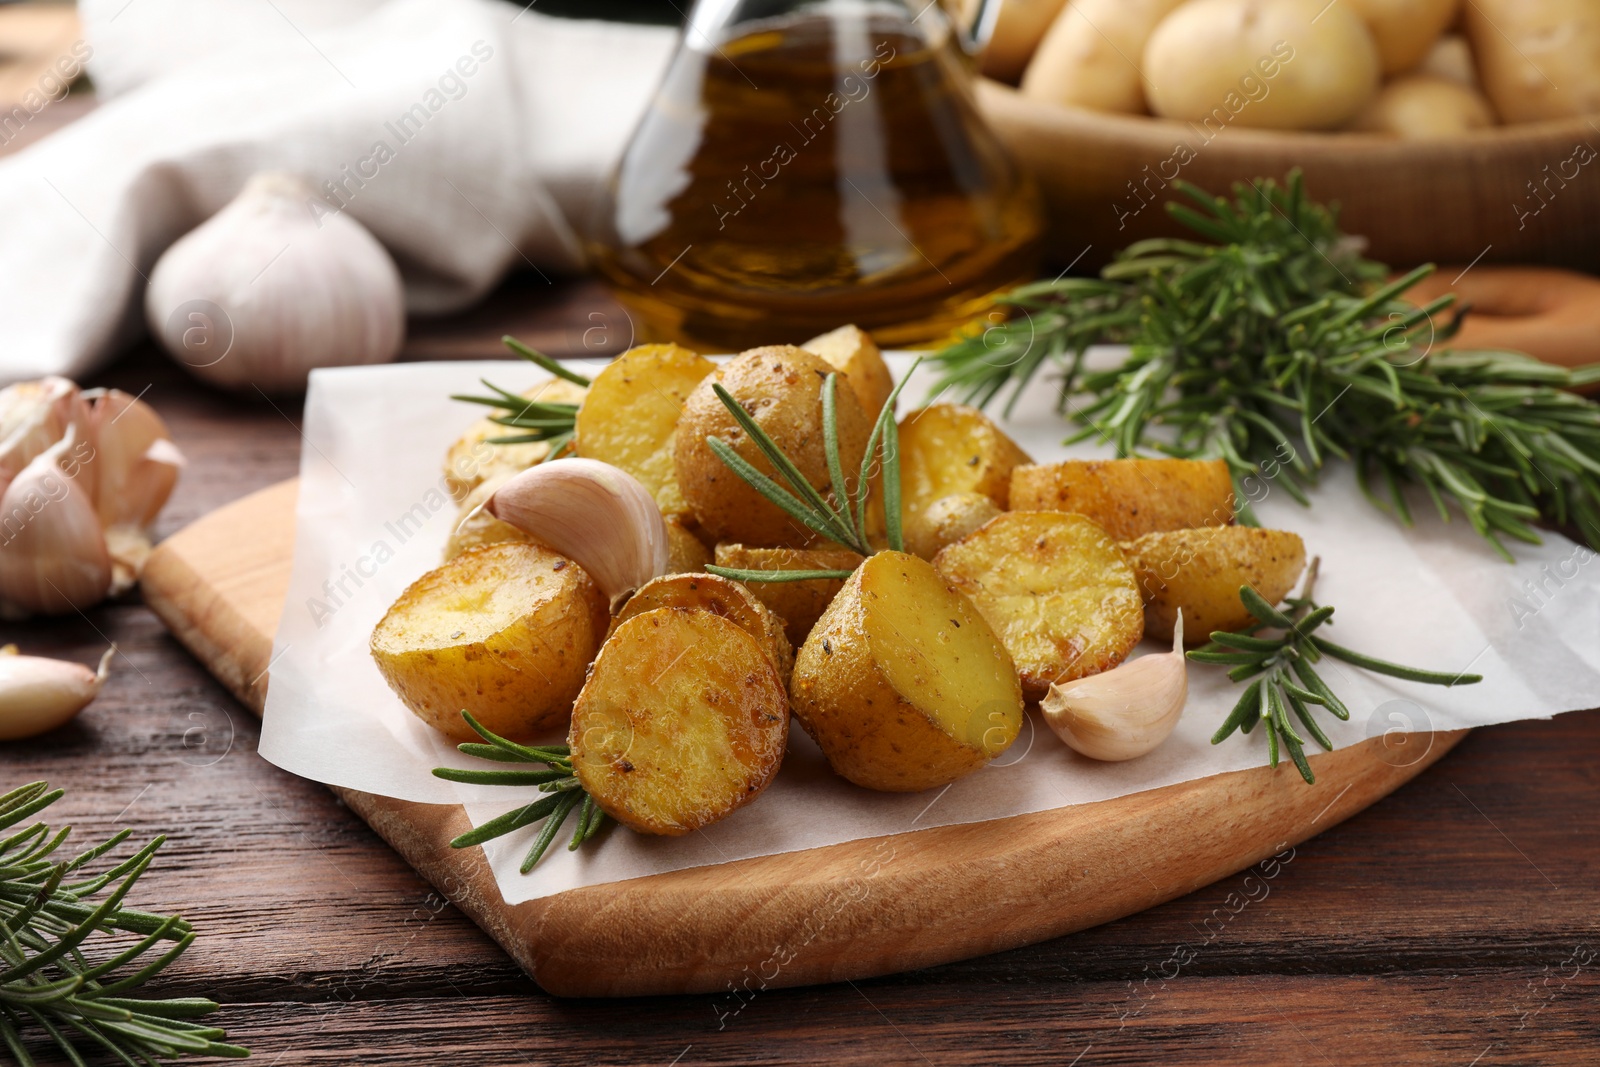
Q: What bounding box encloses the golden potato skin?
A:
[802,324,895,418]
[907,491,1003,560]
[613,572,794,683]
[444,379,588,504]
[442,473,540,561]
[712,543,865,646]
[935,511,1144,699]
[1350,74,1495,138]
[1009,458,1234,542]
[675,346,871,546]
[570,608,789,836]
[1123,527,1307,643]
[1465,0,1600,122]
[574,343,713,518]
[1021,0,1187,114]
[1345,0,1459,76]
[664,516,712,574]
[899,403,1031,559]
[791,552,1023,793]
[370,544,609,742]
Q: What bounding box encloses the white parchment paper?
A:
[259,355,1600,904]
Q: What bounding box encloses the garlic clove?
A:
[0,376,83,490]
[144,171,406,393]
[0,429,113,615]
[83,388,185,531]
[486,458,670,613]
[1041,611,1188,762]
[0,644,115,741]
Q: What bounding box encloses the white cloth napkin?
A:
[0,0,675,384]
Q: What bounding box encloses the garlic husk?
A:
[0,644,115,741]
[485,458,669,613]
[0,428,114,615]
[84,388,185,531]
[1042,611,1188,761]
[0,377,83,491]
[145,172,405,392]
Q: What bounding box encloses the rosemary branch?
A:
[449,335,592,454]
[1189,559,1481,784]
[0,782,247,1065]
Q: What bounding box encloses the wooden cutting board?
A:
[141,479,1465,998]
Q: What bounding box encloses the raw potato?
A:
[934,512,1144,699]
[674,346,871,546]
[370,544,608,742]
[791,551,1023,793]
[973,0,1071,83]
[907,492,1002,560]
[899,403,1031,558]
[802,324,895,418]
[1021,0,1188,113]
[1143,0,1381,131]
[1419,35,1477,88]
[1345,0,1459,75]
[1009,458,1234,541]
[444,379,587,504]
[612,573,794,683]
[569,608,788,836]
[443,472,539,561]
[574,343,713,517]
[1122,527,1307,643]
[1465,0,1600,123]
[665,516,712,574]
[1351,74,1496,138]
[713,543,864,645]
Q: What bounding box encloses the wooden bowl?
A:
[976,79,1600,272]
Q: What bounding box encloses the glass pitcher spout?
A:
[589,0,1044,351]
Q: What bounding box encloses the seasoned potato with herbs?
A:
[712,543,865,645]
[573,343,713,518]
[1123,527,1307,643]
[664,515,712,574]
[675,346,871,546]
[442,472,540,561]
[900,403,1031,558]
[935,511,1144,699]
[612,573,793,682]
[1010,458,1233,542]
[570,608,789,835]
[444,379,587,504]
[907,491,1003,560]
[803,324,895,418]
[791,551,1023,793]
[370,544,608,742]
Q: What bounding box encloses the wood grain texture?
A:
[141,477,1467,997]
[977,79,1600,273]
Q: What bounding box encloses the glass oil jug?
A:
[588,0,1044,351]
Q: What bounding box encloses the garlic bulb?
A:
[1042,610,1188,761]
[145,172,405,392]
[0,644,115,741]
[0,379,183,616]
[485,458,669,612]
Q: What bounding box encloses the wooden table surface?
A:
[6,98,1599,1067]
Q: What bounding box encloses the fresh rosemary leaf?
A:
[502,335,593,386]
[706,565,857,584]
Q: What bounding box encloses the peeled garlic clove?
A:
[0,430,113,615]
[145,172,405,392]
[0,376,83,489]
[486,458,669,613]
[1042,611,1188,762]
[83,388,185,531]
[0,644,115,741]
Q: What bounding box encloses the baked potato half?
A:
[613,572,794,683]
[711,543,865,646]
[442,472,539,561]
[1009,458,1234,542]
[802,324,895,418]
[1122,527,1307,643]
[899,403,1031,559]
[664,515,712,574]
[907,491,1003,560]
[444,378,588,504]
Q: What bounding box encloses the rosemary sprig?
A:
[704,359,919,583]
[0,782,248,1065]
[930,171,1600,558]
[449,334,591,453]
[1189,559,1481,784]
[432,712,607,873]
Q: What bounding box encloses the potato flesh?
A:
[899,403,1031,559]
[908,491,1002,560]
[570,608,788,836]
[802,324,895,418]
[574,343,713,517]
[1122,527,1307,643]
[713,543,864,646]
[664,516,712,574]
[935,511,1144,699]
[613,572,794,683]
[1009,458,1233,542]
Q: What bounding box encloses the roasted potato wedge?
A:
[1122,527,1307,643]
[791,551,1023,793]
[664,515,712,574]
[573,343,713,518]
[443,473,539,561]
[570,607,789,836]
[802,324,895,417]
[935,511,1144,699]
[907,491,1002,560]
[444,379,588,504]
[674,346,871,546]
[899,404,1031,558]
[712,543,865,646]
[370,543,608,741]
[1009,458,1234,542]
[613,572,794,683]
